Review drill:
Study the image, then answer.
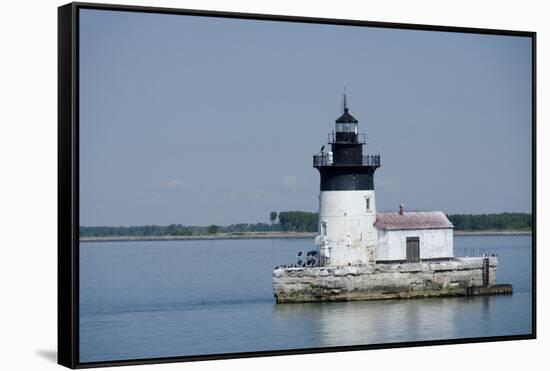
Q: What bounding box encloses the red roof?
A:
[375,211,453,230]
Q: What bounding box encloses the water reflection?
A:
[274,296,498,346]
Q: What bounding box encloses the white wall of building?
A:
[376,228,453,261]
[317,190,377,266]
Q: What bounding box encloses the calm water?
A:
[80,235,533,362]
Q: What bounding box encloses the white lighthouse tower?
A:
[313,93,380,266]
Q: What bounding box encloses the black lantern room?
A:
[313,93,381,191]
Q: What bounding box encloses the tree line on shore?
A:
[448,212,532,231]
[80,211,532,237]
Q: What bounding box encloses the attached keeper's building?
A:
[375,206,454,263]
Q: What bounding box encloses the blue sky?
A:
[79,9,532,226]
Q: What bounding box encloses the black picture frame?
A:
[58,2,537,368]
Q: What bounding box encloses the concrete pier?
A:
[273,257,512,303]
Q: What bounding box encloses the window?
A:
[336,123,357,133]
[365,196,371,212]
[321,221,327,236]
[406,237,420,262]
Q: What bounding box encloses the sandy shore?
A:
[79,230,531,242]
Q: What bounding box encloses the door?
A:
[406,237,420,262]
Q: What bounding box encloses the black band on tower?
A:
[320,167,376,191]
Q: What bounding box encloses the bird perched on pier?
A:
[320,145,325,152]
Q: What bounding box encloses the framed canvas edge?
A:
[58,2,79,369]
[57,2,537,369]
[531,31,537,341]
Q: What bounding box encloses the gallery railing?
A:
[327,132,366,144]
[313,154,380,167]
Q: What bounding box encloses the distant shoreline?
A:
[79,232,317,243]
[79,230,531,243]
[453,230,532,236]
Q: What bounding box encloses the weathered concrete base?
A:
[273,257,512,303]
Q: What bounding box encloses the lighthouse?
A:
[313,93,380,267]
[273,92,510,303]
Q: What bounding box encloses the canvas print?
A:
[78,8,533,363]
